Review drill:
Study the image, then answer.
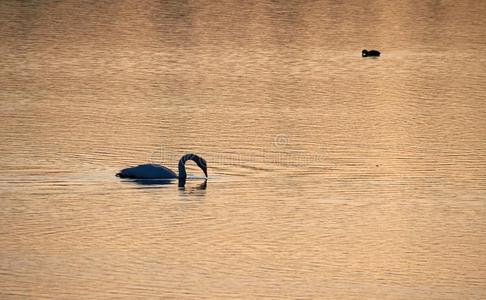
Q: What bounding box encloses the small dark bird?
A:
[362,49,381,57]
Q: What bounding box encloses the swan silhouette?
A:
[362,49,381,57]
[116,153,208,181]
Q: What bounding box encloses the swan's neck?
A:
[178,154,193,179]
[178,153,205,180]
[178,159,187,179]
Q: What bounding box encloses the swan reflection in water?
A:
[131,178,208,194]
[116,153,208,188]
[178,179,207,198]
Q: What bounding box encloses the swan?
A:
[116,153,207,180]
[362,49,381,57]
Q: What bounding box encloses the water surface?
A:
[1,1,486,299]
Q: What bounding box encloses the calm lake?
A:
[1,0,485,299]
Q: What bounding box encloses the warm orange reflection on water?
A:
[1,0,485,299]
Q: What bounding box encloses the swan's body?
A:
[116,153,207,180]
[116,164,177,179]
[362,49,381,57]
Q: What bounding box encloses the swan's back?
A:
[116,164,177,179]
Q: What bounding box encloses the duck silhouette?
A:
[362,49,381,57]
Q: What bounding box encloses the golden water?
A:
[1,1,485,298]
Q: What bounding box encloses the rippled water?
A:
[1,1,486,299]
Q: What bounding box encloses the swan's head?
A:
[196,157,208,178]
[362,49,368,57]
